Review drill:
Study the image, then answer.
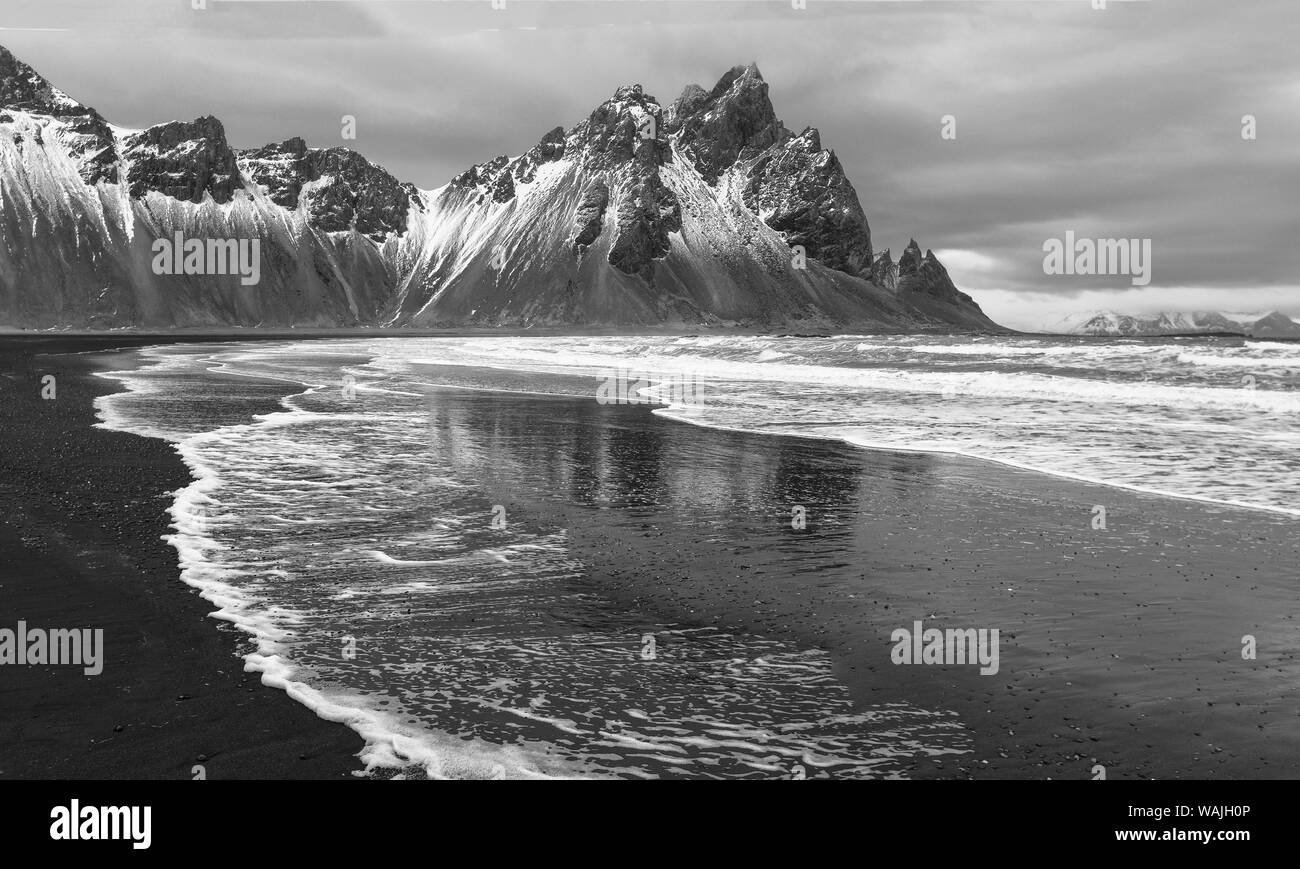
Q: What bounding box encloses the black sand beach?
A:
[3,335,1298,779]
[0,336,363,779]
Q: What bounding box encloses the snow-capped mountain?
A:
[0,46,999,331]
[1050,310,1300,338]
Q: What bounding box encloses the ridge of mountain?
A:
[1048,309,1300,338]
[0,46,1001,332]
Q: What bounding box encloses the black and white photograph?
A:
[0,0,1294,844]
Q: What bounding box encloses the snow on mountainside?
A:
[0,46,1000,332]
[1050,310,1300,338]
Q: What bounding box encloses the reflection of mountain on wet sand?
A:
[414,366,1300,779]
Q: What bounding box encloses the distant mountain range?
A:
[0,45,1000,332]
[1048,310,1300,338]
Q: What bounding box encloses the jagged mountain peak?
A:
[667,83,709,128]
[241,137,423,240]
[512,125,567,184]
[899,239,924,275]
[0,44,84,116]
[712,61,766,94]
[446,123,573,205]
[793,126,822,152]
[1,44,120,184]
[124,114,232,157]
[869,249,899,292]
[672,63,780,184]
[0,48,999,332]
[611,83,650,102]
[575,84,668,171]
[123,115,242,204]
[414,63,991,323]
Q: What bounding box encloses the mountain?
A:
[0,47,1000,332]
[1240,310,1300,338]
[1050,310,1300,338]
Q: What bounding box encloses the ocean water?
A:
[387,333,1300,516]
[93,333,1300,778]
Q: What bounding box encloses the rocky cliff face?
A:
[742,126,873,277]
[895,239,978,305]
[0,45,1001,332]
[576,83,681,280]
[672,64,781,184]
[869,249,899,291]
[670,65,873,278]
[124,116,242,204]
[242,137,423,241]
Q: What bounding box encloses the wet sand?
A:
[433,384,1300,779]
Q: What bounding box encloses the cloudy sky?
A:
[2,0,1296,329]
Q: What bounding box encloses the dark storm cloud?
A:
[2,0,1295,328]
